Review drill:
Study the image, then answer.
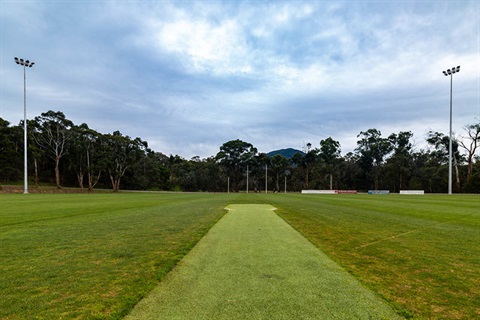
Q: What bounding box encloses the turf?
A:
[1,192,478,319]
[126,204,401,319]
[0,193,235,319]
[261,193,480,319]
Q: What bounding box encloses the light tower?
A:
[14,57,35,194]
[442,66,460,195]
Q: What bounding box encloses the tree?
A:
[251,153,270,192]
[427,131,463,193]
[386,131,414,191]
[270,154,289,192]
[127,150,170,191]
[459,122,480,181]
[0,118,22,181]
[356,129,392,190]
[409,150,445,193]
[216,139,257,192]
[191,156,223,192]
[337,152,362,190]
[25,119,44,188]
[101,131,146,192]
[291,147,317,190]
[464,158,480,193]
[318,137,342,190]
[68,124,103,191]
[166,155,186,190]
[4,108,480,194]
[33,111,74,189]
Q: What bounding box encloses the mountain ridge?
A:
[267,148,304,159]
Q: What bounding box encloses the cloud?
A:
[1,0,478,159]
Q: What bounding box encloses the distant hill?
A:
[267,148,304,159]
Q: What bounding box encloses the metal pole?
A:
[246,165,249,193]
[23,65,28,194]
[227,177,229,193]
[448,74,453,195]
[265,165,267,193]
[284,175,287,193]
[15,57,34,194]
[442,66,459,195]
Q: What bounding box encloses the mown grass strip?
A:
[126,204,402,319]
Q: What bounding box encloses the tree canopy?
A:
[0,110,479,193]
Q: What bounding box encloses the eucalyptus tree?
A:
[216,139,257,192]
[337,152,362,190]
[25,119,44,188]
[169,157,197,191]
[33,110,74,189]
[196,156,224,192]
[458,122,480,181]
[464,159,480,193]
[426,131,463,193]
[386,131,414,191]
[167,156,221,192]
[356,129,392,190]
[68,123,103,191]
[166,154,186,190]
[173,156,224,192]
[0,118,22,181]
[318,137,342,190]
[101,131,147,192]
[250,153,270,192]
[291,147,317,190]
[128,149,170,190]
[409,150,445,193]
[270,154,289,192]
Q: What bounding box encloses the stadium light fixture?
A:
[265,164,268,194]
[442,65,460,195]
[14,57,35,194]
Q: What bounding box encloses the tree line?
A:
[1,110,479,193]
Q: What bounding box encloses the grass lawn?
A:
[0,192,235,319]
[127,204,401,319]
[260,193,480,319]
[1,192,478,319]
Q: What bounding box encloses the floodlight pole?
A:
[442,66,460,195]
[246,165,249,193]
[284,170,289,194]
[265,164,267,193]
[14,57,35,194]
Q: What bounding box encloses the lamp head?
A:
[13,57,35,67]
[442,66,460,77]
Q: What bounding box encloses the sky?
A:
[1,0,479,159]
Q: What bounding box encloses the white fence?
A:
[302,190,425,195]
[400,190,425,195]
[301,190,357,194]
[301,190,336,194]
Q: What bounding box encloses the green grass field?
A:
[266,193,480,319]
[1,192,478,319]
[126,204,401,319]
[0,193,235,319]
